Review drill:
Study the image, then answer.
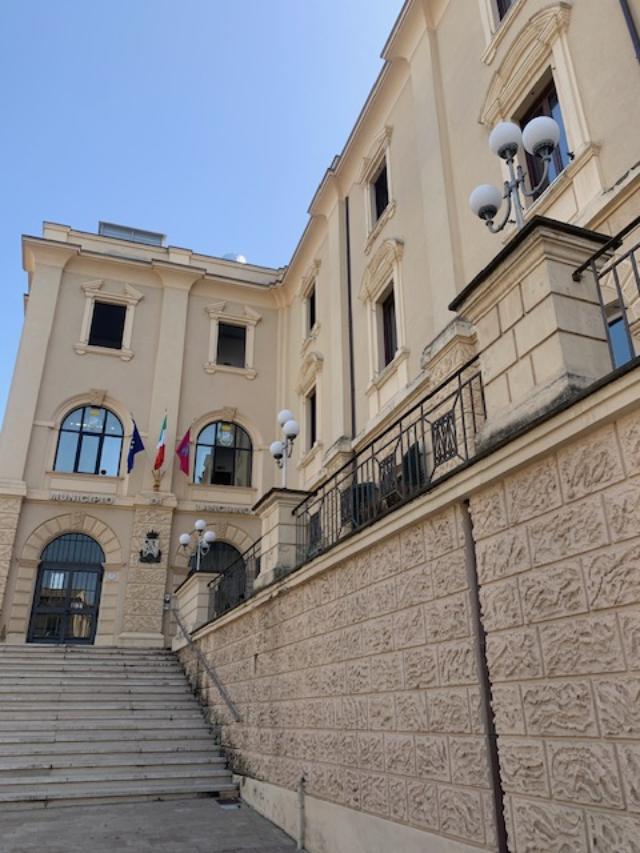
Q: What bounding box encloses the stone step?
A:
[0,779,238,808]
[0,738,219,755]
[0,765,232,794]
[0,687,193,702]
[0,673,188,685]
[0,727,214,744]
[0,715,209,733]
[1,752,227,773]
[0,700,201,716]
[0,656,182,668]
[0,646,174,658]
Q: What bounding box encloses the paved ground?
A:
[0,798,297,853]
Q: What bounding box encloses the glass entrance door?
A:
[27,533,105,644]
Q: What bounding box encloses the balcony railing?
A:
[573,214,640,369]
[294,356,485,564]
[207,536,262,621]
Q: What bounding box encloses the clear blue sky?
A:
[0,0,403,421]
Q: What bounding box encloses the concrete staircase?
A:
[0,644,237,809]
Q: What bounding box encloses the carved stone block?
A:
[594,677,640,737]
[345,659,370,694]
[427,688,471,733]
[619,608,640,663]
[586,812,640,853]
[491,685,526,735]
[400,524,426,570]
[370,651,404,692]
[438,786,484,842]
[619,742,640,811]
[424,593,469,642]
[548,741,623,808]
[618,409,640,476]
[388,777,408,822]
[469,485,507,539]
[480,578,522,630]
[359,772,388,815]
[403,646,438,690]
[604,478,640,542]
[520,560,587,622]
[522,680,598,736]
[336,696,367,730]
[527,495,608,566]
[584,540,640,609]
[450,736,490,787]
[539,613,625,676]
[438,639,478,686]
[415,734,450,781]
[476,528,530,583]
[384,733,415,775]
[423,508,458,560]
[395,691,428,732]
[357,732,385,771]
[406,780,439,830]
[505,456,562,524]
[392,605,426,649]
[368,694,395,730]
[512,798,588,853]
[361,616,394,656]
[431,548,468,597]
[487,628,543,681]
[395,564,433,609]
[558,424,624,501]
[499,739,549,796]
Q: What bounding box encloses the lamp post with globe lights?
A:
[469,116,562,233]
[178,519,217,575]
[269,409,300,488]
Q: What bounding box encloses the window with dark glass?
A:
[307,388,317,449]
[216,323,246,368]
[381,288,398,367]
[519,80,570,199]
[88,302,126,349]
[307,285,316,332]
[496,0,516,20]
[372,160,390,223]
[54,406,124,476]
[194,422,252,487]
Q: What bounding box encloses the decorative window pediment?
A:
[204,302,261,379]
[359,239,404,303]
[295,351,324,396]
[74,279,143,361]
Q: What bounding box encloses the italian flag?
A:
[153,414,167,470]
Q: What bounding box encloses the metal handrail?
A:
[171,599,241,723]
[572,214,640,281]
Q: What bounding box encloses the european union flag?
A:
[127,421,145,473]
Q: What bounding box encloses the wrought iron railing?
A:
[573,214,640,369]
[294,356,485,564]
[207,536,262,621]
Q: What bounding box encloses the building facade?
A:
[2,0,640,849]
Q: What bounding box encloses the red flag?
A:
[176,428,190,475]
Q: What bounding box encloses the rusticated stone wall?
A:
[182,504,499,851]
[180,404,640,853]
[0,496,22,615]
[470,408,640,852]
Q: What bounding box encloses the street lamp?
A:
[178,519,217,574]
[270,409,300,488]
[469,117,562,233]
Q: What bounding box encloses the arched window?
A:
[194,421,252,487]
[54,406,124,476]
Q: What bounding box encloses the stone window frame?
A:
[296,259,321,356]
[478,0,528,63]
[479,3,602,221]
[359,238,409,396]
[295,351,324,469]
[360,125,396,255]
[74,280,143,362]
[204,301,261,379]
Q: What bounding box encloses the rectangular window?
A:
[307,388,317,449]
[216,323,246,368]
[372,160,390,223]
[88,302,126,349]
[307,285,316,332]
[520,80,571,199]
[381,288,398,367]
[496,0,515,20]
[608,316,634,368]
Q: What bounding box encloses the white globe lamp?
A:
[277,409,294,427]
[469,184,503,221]
[282,419,300,439]
[522,116,561,158]
[489,122,523,159]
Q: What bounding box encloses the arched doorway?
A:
[191,541,246,616]
[28,533,105,644]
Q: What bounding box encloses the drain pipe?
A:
[461,500,508,853]
[297,775,306,851]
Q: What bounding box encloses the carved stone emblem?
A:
[139,530,162,564]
